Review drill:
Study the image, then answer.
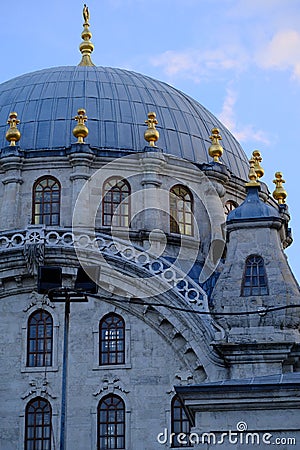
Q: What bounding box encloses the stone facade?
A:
[0,55,299,450]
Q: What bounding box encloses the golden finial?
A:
[6,112,21,146]
[208,128,223,163]
[144,112,159,147]
[245,157,260,187]
[73,108,89,143]
[252,150,264,179]
[78,4,95,66]
[272,172,287,204]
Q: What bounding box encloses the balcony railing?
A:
[0,226,210,314]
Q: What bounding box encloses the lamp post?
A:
[48,288,88,450]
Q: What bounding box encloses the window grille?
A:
[32,176,60,225]
[99,314,125,365]
[241,255,269,296]
[98,395,125,449]
[25,397,52,450]
[102,178,130,227]
[27,310,53,367]
[170,185,193,236]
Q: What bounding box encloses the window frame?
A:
[97,394,125,450]
[171,396,192,448]
[169,184,193,236]
[102,177,131,228]
[99,313,125,366]
[32,176,61,226]
[26,309,53,368]
[241,254,269,296]
[24,397,52,450]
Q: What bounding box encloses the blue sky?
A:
[1,0,300,280]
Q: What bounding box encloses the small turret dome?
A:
[227,186,281,222]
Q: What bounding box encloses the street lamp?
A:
[48,288,88,450]
[38,265,99,449]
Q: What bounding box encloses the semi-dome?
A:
[0,65,249,179]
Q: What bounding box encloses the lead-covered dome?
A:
[0,65,249,179]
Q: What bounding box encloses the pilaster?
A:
[139,150,167,251]
[0,147,24,229]
[68,143,95,213]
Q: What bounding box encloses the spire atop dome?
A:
[273,172,287,204]
[78,4,95,67]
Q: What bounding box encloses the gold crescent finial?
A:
[144,112,159,147]
[208,127,223,163]
[83,4,90,24]
[73,108,89,143]
[78,4,95,67]
[272,172,287,204]
[6,112,21,146]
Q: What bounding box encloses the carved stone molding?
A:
[175,370,194,385]
[23,229,45,275]
[23,291,55,312]
[93,375,130,397]
[21,376,57,400]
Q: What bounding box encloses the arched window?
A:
[171,396,191,447]
[32,176,61,226]
[102,177,130,227]
[98,394,125,449]
[27,310,53,367]
[241,255,269,296]
[99,314,125,365]
[25,397,52,450]
[170,185,193,236]
[224,200,238,216]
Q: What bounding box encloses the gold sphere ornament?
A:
[73,108,89,143]
[144,112,159,147]
[6,112,21,146]
[272,172,287,204]
[208,128,223,163]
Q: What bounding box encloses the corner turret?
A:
[211,155,300,377]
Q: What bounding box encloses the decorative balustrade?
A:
[0,227,209,312]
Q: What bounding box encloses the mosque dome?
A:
[0,65,249,179]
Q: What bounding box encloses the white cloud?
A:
[227,0,290,19]
[218,88,270,145]
[256,29,300,81]
[150,46,249,83]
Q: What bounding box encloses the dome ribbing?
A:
[0,65,249,178]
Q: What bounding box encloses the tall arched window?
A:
[27,310,53,367]
[241,255,269,296]
[171,396,191,448]
[102,177,130,227]
[170,185,193,236]
[25,397,52,450]
[99,313,125,365]
[32,176,61,226]
[98,394,125,449]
